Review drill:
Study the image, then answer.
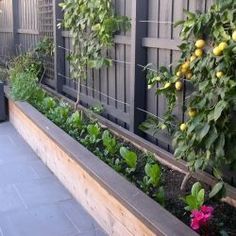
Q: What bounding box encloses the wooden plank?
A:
[142,38,181,50]
[129,0,148,134]
[53,0,65,91]
[17,29,39,35]
[12,0,19,54]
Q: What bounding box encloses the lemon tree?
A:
[143,0,236,182]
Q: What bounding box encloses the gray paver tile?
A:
[0,163,38,185]
[59,199,96,233]
[15,178,72,208]
[30,160,54,178]
[0,185,25,213]
[0,205,79,236]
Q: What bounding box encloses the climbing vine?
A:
[141,0,236,190]
[59,0,130,79]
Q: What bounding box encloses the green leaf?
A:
[155,186,165,206]
[197,189,205,205]
[145,163,161,187]
[213,168,223,180]
[191,182,202,197]
[199,123,210,140]
[209,182,224,198]
[214,101,227,121]
[120,147,137,169]
[185,195,198,210]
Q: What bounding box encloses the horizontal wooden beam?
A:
[62,85,130,124]
[17,29,39,35]
[114,35,131,45]
[0,28,13,33]
[62,31,131,45]
[142,38,181,50]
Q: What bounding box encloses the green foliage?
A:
[9,53,42,101]
[102,130,118,155]
[22,86,165,205]
[10,71,38,101]
[141,1,236,178]
[120,147,137,173]
[81,123,101,147]
[59,0,130,79]
[209,181,224,199]
[65,111,85,137]
[143,162,161,188]
[35,37,54,57]
[183,182,205,211]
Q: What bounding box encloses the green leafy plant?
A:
[9,52,42,101]
[82,123,101,147]
[47,102,71,128]
[143,162,161,188]
[119,147,137,174]
[59,0,130,79]
[183,182,205,211]
[35,37,54,57]
[65,111,85,138]
[141,1,236,185]
[102,130,118,155]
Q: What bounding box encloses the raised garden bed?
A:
[6,90,236,236]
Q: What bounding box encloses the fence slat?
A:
[129,0,148,134]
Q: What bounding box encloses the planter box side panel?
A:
[9,100,157,236]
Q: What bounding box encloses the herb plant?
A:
[120,147,137,174]
[183,182,205,211]
[102,130,118,156]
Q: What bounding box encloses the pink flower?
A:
[190,205,214,231]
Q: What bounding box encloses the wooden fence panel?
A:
[0,0,13,64]
[0,0,216,149]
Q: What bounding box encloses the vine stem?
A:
[181,172,192,191]
[74,77,81,110]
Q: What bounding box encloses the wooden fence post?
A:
[130,0,148,135]
[53,0,65,92]
[12,0,19,55]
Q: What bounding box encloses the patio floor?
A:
[0,122,107,236]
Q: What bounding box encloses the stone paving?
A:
[0,122,107,236]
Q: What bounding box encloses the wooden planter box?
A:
[7,98,199,236]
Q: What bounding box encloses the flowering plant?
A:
[190,205,214,231]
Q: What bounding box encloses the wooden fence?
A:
[0,0,215,151]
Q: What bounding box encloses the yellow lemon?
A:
[164,82,171,89]
[213,47,222,56]
[195,39,206,49]
[195,49,203,57]
[216,71,224,78]
[219,42,228,51]
[186,72,193,80]
[188,108,197,118]
[190,55,196,62]
[180,123,187,131]
[181,67,188,74]
[176,71,182,77]
[175,81,183,91]
[232,31,236,41]
[182,61,190,70]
